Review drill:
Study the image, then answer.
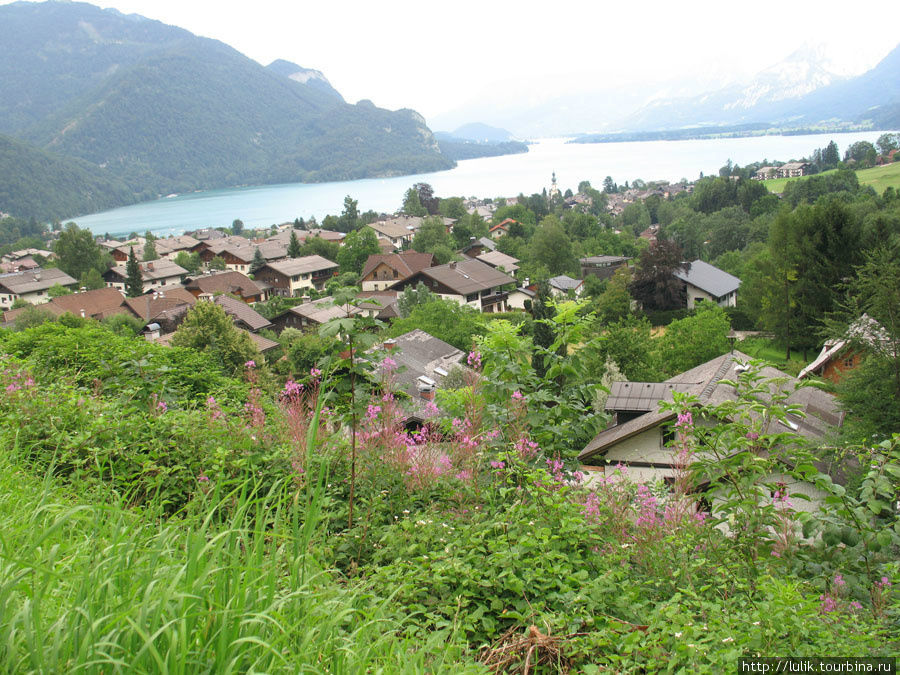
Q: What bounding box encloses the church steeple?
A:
[549,171,560,199]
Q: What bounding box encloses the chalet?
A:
[356,291,402,321]
[367,216,428,250]
[674,260,740,309]
[753,166,778,181]
[506,286,536,310]
[776,162,811,179]
[2,287,129,326]
[548,275,583,298]
[184,271,265,303]
[475,250,519,274]
[266,228,345,247]
[460,237,496,258]
[360,251,435,292]
[580,255,629,281]
[191,235,254,259]
[578,352,846,512]
[154,235,201,259]
[271,296,361,333]
[0,256,41,274]
[1,248,54,264]
[212,295,273,333]
[799,315,892,384]
[376,329,466,410]
[103,259,188,295]
[253,256,339,296]
[489,218,516,239]
[123,288,197,322]
[188,228,227,242]
[389,258,515,313]
[0,268,78,310]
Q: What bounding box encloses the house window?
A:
[842,357,854,368]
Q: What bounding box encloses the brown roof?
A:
[123,288,197,321]
[107,259,187,282]
[397,258,515,296]
[360,251,435,281]
[2,287,130,324]
[185,271,262,299]
[475,250,519,273]
[214,295,272,332]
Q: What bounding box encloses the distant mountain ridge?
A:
[0,1,452,219]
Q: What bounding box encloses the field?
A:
[764,161,900,194]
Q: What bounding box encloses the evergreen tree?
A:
[288,230,302,258]
[250,247,266,274]
[125,247,143,298]
[143,238,158,261]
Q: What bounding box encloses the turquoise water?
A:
[71,132,890,238]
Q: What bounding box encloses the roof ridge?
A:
[700,354,734,400]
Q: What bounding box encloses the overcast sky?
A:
[8,0,900,125]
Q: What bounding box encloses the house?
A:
[548,275,583,298]
[271,296,361,333]
[460,237,497,259]
[776,162,811,179]
[580,255,630,281]
[475,250,519,274]
[266,228,345,247]
[377,329,467,411]
[506,286,536,310]
[0,268,78,310]
[366,216,429,250]
[360,251,435,292]
[253,256,339,296]
[798,315,892,384]
[103,259,188,295]
[184,271,265,303]
[356,291,402,321]
[389,258,516,313]
[753,166,778,181]
[578,352,846,512]
[212,294,273,333]
[123,288,197,322]
[195,240,287,274]
[154,235,201,260]
[489,218,516,239]
[673,260,740,309]
[639,224,660,243]
[2,287,130,326]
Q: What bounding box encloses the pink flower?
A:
[849,600,862,611]
[746,431,759,441]
[244,360,256,369]
[834,574,845,589]
[381,356,397,372]
[365,404,382,421]
[156,399,167,412]
[819,594,837,613]
[676,411,693,428]
[467,350,482,369]
[490,460,505,470]
[198,473,209,482]
[310,367,322,380]
[512,390,523,400]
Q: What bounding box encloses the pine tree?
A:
[250,247,266,274]
[288,231,302,258]
[125,247,143,298]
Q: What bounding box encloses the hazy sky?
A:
[7,0,900,125]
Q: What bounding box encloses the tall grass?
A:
[0,458,477,673]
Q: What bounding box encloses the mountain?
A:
[620,43,900,132]
[0,1,452,216]
[266,59,345,103]
[0,133,135,222]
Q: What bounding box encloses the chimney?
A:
[80,309,85,318]
[416,375,436,401]
[449,261,456,269]
[383,338,397,351]
[147,262,154,271]
[198,292,213,302]
[33,271,41,281]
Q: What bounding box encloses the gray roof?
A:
[605,381,696,413]
[549,275,582,291]
[674,260,740,298]
[404,258,514,295]
[380,329,466,399]
[581,255,629,265]
[579,351,845,463]
[0,267,77,294]
[264,255,338,276]
[214,295,272,332]
[107,259,187,282]
[476,250,519,273]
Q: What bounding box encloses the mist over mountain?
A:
[0,1,452,218]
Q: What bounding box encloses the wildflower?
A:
[365,404,382,421]
[511,390,523,400]
[198,473,210,482]
[834,574,845,589]
[490,460,506,470]
[423,401,439,417]
[310,367,322,380]
[157,399,167,412]
[244,360,256,369]
[466,350,482,369]
[676,411,693,428]
[819,594,837,613]
[849,600,862,611]
[877,576,892,588]
[381,356,397,372]
[746,431,760,441]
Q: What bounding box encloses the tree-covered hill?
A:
[0,1,453,215]
[0,133,135,221]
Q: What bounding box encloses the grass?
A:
[736,336,806,375]
[764,161,900,195]
[0,454,479,673]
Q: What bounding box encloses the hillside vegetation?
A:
[764,161,900,194]
[0,1,452,219]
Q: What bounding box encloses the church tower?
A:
[549,171,560,199]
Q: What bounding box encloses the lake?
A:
[71,131,891,238]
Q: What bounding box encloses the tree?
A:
[822,140,840,168]
[530,281,556,379]
[174,251,201,274]
[603,176,617,193]
[47,283,72,298]
[232,219,244,236]
[656,302,731,376]
[628,239,689,312]
[337,196,360,233]
[411,216,452,256]
[171,300,261,376]
[439,196,467,220]
[876,133,899,157]
[412,183,439,215]
[529,216,577,276]
[250,247,266,274]
[54,223,104,280]
[401,187,427,216]
[387,298,486,351]
[844,141,877,167]
[143,238,158,262]
[593,266,633,324]
[397,282,435,317]
[287,230,302,258]
[299,236,340,262]
[337,227,380,275]
[209,256,226,271]
[80,268,105,290]
[125,246,143,298]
